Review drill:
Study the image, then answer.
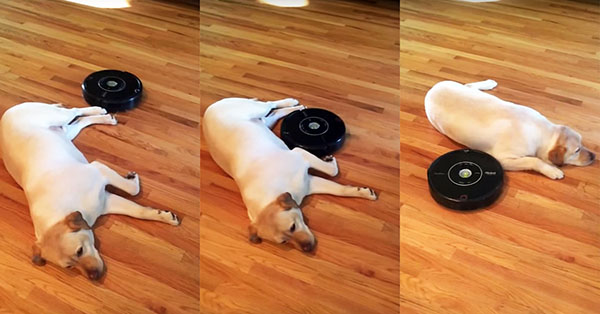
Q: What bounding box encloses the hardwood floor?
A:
[2,0,597,313]
[200,1,400,313]
[0,0,199,313]
[400,1,600,313]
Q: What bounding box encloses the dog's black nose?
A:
[87,269,100,281]
[301,243,313,252]
[591,152,596,160]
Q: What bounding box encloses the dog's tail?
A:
[465,79,497,90]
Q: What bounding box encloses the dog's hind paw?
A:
[273,98,299,108]
[284,98,299,106]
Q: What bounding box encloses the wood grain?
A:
[3,0,596,312]
[400,0,600,313]
[0,0,199,312]
[200,1,400,313]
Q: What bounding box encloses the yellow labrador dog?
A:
[0,102,180,280]
[425,80,595,179]
[203,98,377,252]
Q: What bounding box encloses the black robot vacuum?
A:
[427,149,504,211]
[82,69,143,113]
[280,108,345,157]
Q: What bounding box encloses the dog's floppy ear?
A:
[549,146,566,166]
[277,192,298,210]
[549,126,568,166]
[32,243,46,266]
[248,224,262,244]
[65,211,90,231]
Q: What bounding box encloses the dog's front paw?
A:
[126,172,140,195]
[157,209,181,226]
[358,187,378,200]
[109,114,117,125]
[323,156,338,176]
[544,167,564,180]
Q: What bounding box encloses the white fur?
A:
[203,98,377,229]
[0,102,180,277]
[425,80,594,179]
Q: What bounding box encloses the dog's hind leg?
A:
[90,161,140,195]
[498,156,564,179]
[61,106,107,121]
[65,114,116,140]
[266,98,299,109]
[76,106,107,116]
[292,147,338,176]
[465,79,498,90]
[245,98,299,118]
[307,176,377,200]
[262,105,305,129]
[103,193,180,225]
[40,106,104,128]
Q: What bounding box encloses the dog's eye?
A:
[290,223,296,233]
[575,147,581,153]
[76,247,83,257]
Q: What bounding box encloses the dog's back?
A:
[1,102,87,188]
[424,81,550,151]
[203,98,290,177]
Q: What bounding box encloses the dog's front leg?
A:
[307,175,377,200]
[103,193,181,225]
[292,147,338,176]
[499,156,564,179]
[91,161,140,195]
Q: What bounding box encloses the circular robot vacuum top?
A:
[280,108,345,158]
[82,69,143,113]
[427,149,504,211]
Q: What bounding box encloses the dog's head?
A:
[547,126,596,167]
[32,211,105,281]
[248,193,316,252]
